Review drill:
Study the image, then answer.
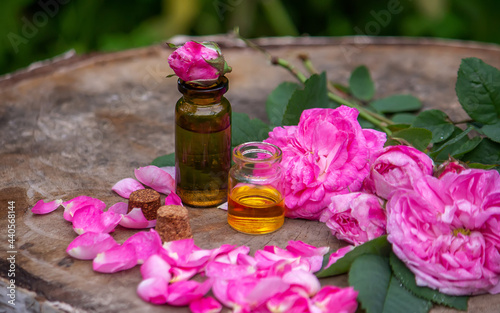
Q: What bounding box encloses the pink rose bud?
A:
[364,145,434,200]
[168,41,232,86]
[434,157,468,179]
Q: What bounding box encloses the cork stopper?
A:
[155,205,193,242]
[128,189,161,220]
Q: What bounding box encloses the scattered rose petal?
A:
[62,196,106,222]
[311,286,358,313]
[93,244,138,273]
[166,279,213,306]
[218,202,228,211]
[124,229,163,264]
[165,192,183,206]
[72,206,121,235]
[141,254,172,281]
[282,270,321,296]
[285,240,330,273]
[135,165,175,195]
[205,262,256,280]
[108,202,128,215]
[266,289,311,313]
[160,166,176,180]
[112,178,144,198]
[137,277,169,305]
[325,245,355,269]
[244,276,290,309]
[170,267,199,283]
[119,208,156,229]
[189,296,222,313]
[162,239,212,268]
[66,232,118,260]
[31,199,63,215]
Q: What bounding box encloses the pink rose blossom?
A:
[363,145,434,200]
[168,41,231,87]
[265,106,386,219]
[387,169,500,295]
[320,192,386,245]
[435,158,468,179]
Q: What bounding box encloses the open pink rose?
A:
[363,145,434,200]
[168,41,231,87]
[387,169,500,295]
[264,106,386,220]
[320,192,386,245]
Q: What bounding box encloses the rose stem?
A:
[237,32,392,135]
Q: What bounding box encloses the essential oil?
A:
[175,77,231,207]
[228,184,285,234]
[227,142,285,234]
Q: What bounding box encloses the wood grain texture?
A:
[1,36,499,312]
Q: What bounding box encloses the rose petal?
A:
[31,199,63,214]
[112,178,144,198]
[325,245,355,268]
[135,165,175,195]
[165,192,183,206]
[124,229,163,264]
[166,279,213,306]
[245,277,290,309]
[282,270,321,296]
[141,254,172,281]
[311,286,358,313]
[285,240,330,273]
[119,208,156,229]
[108,202,128,215]
[205,261,256,280]
[93,244,138,273]
[66,232,118,260]
[189,296,222,313]
[72,206,121,235]
[137,277,169,305]
[62,196,106,222]
[170,267,200,282]
[160,166,176,180]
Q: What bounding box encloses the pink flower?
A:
[320,192,386,245]
[387,169,500,295]
[265,106,386,220]
[435,158,468,179]
[363,145,434,200]
[168,41,231,86]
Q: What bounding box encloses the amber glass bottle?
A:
[228,142,285,234]
[175,77,231,207]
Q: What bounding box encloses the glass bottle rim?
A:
[233,141,282,164]
[177,76,228,94]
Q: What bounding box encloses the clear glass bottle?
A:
[228,142,285,234]
[175,77,231,207]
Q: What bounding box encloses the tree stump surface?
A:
[1,35,499,313]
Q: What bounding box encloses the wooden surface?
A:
[1,35,500,313]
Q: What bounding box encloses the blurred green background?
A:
[1,0,499,76]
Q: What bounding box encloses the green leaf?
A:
[282,73,328,125]
[316,235,390,277]
[370,95,422,113]
[151,152,175,167]
[231,112,270,146]
[266,81,300,126]
[430,126,482,161]
[349,65,375,101]
[456,57,500,124]
[392,113,417,124]
[388,124,411,132]
[480,121,500,143]
[349,254,431,313]
[390,128,433,152]
[462,138,500,168]
[412,109,455,143]
[390,253,468,310]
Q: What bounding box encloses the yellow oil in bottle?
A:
[227,184,285,234]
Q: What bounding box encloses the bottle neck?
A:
[178,77,228,105]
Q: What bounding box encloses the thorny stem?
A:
[237,32,393,135]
